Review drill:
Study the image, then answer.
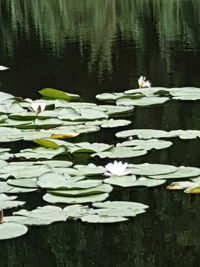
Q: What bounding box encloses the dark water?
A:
[0,1,200,266]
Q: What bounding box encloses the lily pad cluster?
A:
[96,87,200,106]
[0,89,133,142]
[116,129,200,140]
[0,85,200,240]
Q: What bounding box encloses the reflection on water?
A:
[1,1,200,266]
[0,0,200,87]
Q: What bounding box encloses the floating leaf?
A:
[93,201,148,210]
[184,186,200,194]
[116,97,169,106]
[74,163,105,176]
[0,194,25,209]
[104,175,137,187]
[6,206,66,225]
[117,139,172,151]
[38,172,102,189]
[48,184,113,196]
[7,178,38,188]
[43,192,109,204]
[0,222,28,240]
[116,129,168,139]
[39,88,71,100]
[15,147,66,160]
[166,181,198,190]
[1,164,50,179]
[81,215,128,223]
[92,147,147,158]
[147,166,200,179]
[104,175,165,187]
[128,163,178,176]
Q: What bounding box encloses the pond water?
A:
[0,0,200,266]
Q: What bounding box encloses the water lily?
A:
[138,76,151,88]
[31,102,46,113]
[105,161,130,176]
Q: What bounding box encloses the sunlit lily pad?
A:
[48,184,113,196]
[104,175,165,187]
[1,164,50,179]
[92,147,147,158]
[116,96,169,106]
[6,205,66,225]
[74,163,105,176]
[0,222,28,240]
[0,194,25,209]
[38,172,102,189]
[166,181,198,190]
[128,163,178,176]
[7,178,38,188]
[15,147,66,160]
[117,139,172,151]
[80,215,128,223]
[43,192,109,204]
[116,129,168,139]
[147,166,200,179]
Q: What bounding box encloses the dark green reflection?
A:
[1,0,200,85]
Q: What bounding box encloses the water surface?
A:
[0,1,200,266]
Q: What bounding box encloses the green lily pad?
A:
[39,88,71,100]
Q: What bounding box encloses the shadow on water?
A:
[0,0,200,266]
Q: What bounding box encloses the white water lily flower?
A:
[104,161,130,176]
[31,102,46,113]
[0,65,9,71]
[138,76,151,88]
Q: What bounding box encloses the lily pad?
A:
[37,172,102,189]
[117,139,172,151]
[116,97,169,106]
[0,194,25,209]
[0,222,28,240]
[6,205,66,225]
[43,192,109,204]
[128,163,178,176]
[39,88,71,100]
[48,184,113,196]
[15,147,66,160]
[7,178,38,188]
[147,166,200,179]
[92,147,147,158]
